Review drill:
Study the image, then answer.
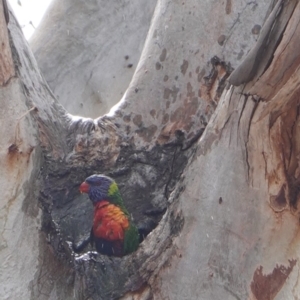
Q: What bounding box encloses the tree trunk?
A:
[1,0,300,299]
[30,0,157,118]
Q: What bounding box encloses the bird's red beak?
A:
[79,181,90,194]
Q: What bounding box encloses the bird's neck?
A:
[94,200,110,209]
[107,182,129,214]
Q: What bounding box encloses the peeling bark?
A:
[251,260,297,300]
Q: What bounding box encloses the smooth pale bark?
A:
[30,0,157,118]
[154,2,300,299]
[1,0,300,299]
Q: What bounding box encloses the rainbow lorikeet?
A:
[79,174,139,257]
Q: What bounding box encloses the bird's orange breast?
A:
[93,201,129,241]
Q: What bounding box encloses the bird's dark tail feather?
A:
[73,236,91,253]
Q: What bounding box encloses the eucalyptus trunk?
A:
[1,1,299,299]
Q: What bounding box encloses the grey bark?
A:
[30,0,157,118]
[1,0,300,300]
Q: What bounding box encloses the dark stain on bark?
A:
[156,62,162,70]
[164,88,171,100]
[136,125,158,143]
[225,0,231,14]
[218,35,226,46]
[251,260,297,300]
[163,75,169,82]
[187,82,195,98]
[8,143,19,154]
[133,114,143,127]
[163,86,179,102]
[252,24,261,35]
[270,184,287,212]
[150,109,156,118]
[123,115,131,123]
[237,49,244,60]
[180,60,189,76]
[160,48,167,62]
[203,59,219,90]
[7,143,34,170]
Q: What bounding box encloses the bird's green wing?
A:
[108,182,129,214]
[107,181,139,255]
[123,223,139,255]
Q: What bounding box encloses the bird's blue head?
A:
[79,174,115,204]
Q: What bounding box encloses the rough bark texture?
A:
[1,0,300,299]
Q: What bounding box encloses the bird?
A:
[79,174,140,257]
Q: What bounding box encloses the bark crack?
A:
[236,85,248,138]
[287,116,297,171]
[262,151,268,181]
[245,97,260,181]
[247,97,260,141]
[245,143,251,182]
